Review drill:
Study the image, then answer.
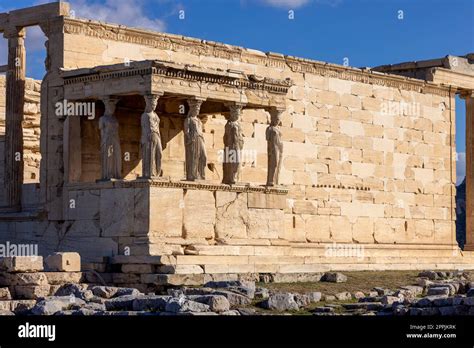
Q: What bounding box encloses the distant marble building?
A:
[0,3,474,284]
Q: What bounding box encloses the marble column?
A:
[184,98,207,181]
[3,28,26,211]
[222,103,245,185]
[463,92,474,250]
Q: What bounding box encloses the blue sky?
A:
[1,0,473,181]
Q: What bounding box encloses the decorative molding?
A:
[66,179,289,195]
[315,184,371,191]
[63,18,451,98]
[63,63,291,95]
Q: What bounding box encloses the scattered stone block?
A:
[132,295,170,311]
[260,293,299,311]
[352,291,365,300]
[322,272,347,283]
[121,264,154,274]
[104,295,137,311]
[0,287,12,300]
[335,292,351,301]
[165,297,210,313]
[381,295,401,305]
[418,271,438,280]
[0,256,43,273]
[427,287,450,296]
[31,296,85,315]
[14,285,51,300]
[255,288,270,300]
[308,292,322,302]
[8,273,48,286]
[45,272,83,285]
[45,252,81,272]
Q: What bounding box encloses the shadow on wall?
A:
[456,177,466,249]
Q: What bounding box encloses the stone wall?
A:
[59,18,456,252]
[0,75,41,207]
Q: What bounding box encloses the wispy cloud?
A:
[457,152,466,185]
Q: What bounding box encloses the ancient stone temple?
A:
[1,3,474,284]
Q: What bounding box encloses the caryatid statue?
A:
[184,98,207,181]
[222,103,245,185]
[141,94,162,178]
[99,97,122,180]
[266,108,284,186]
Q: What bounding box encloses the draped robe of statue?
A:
[266,113,283,186]
[223,119,244,185]
[184,105,207,180]
[141,97,162,178]
[99,101,122,180]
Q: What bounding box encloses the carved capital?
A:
[3,26,26,39]
[101,96,120,114]
[269,107,285,125]
[226,102,245,121]
[187,97,204,117]
[144,94,160,112]
[460,90,474,100]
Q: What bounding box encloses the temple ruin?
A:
[1,2,474,285]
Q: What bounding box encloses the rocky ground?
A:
[1,270,473,316]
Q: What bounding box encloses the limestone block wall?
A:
[0,75,42,207]
[58,18,457,252]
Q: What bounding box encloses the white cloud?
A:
[457,152,466,185]
[69,0,166,32]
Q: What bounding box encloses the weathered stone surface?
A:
[45,272,83,285]
[14,285,51,299]
[54,284,93,301]
[247,208,285,239]
[90,286,140,299]
[215,191,248,239]
[261,293,299,311]
[213,290,252,306]
[183,190,215,239]
[0,287,12,300]
[323,272,347,283]
[149,188,184,238]
[189,295,230,313]
[8,272,48,286]
[141,274,204,286]
[31,296,85,315]
[165,296,210,313]
[335,292,352,301]
[0,257,43,273]
[132,295,170,311]
[204,280,255,299]
[427,287,450,296]
[45,252,81,272]
[104,295,137,311]
[100,188,134,237]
